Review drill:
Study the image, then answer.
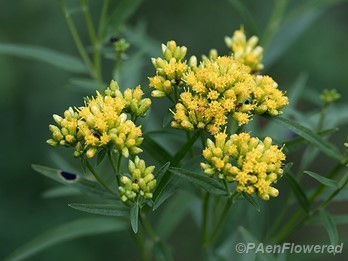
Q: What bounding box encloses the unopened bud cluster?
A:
[47,81,151,158]
[225,26,264,72]
[320,88,341,105]
[149,40,188,97]
[200,132,286,200]
[119,156,156,202]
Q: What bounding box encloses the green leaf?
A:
[319,209,338,245]
[156,191,194,240]
[5,217,127,261]
[283,128,338,154]
[96,148,108,166]
[242,192,260,212]
[169,167,227,196]
[104,0,143,40]
[171,131,201,166]
[238,226,276,261]
[42,186,81,198]
[304,171,338,188]
[284,173,310,212]
[130,204,139,233]
[32,164,115,199]
[69,77,105,92]
[270,115,342,161]
[0,43,87,73]
[153,162,179,210]
[142,134,172,165]
[154,241,174,261]
[68,203,128,217]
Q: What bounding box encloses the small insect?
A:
[60,171,77,181]
[109,36,119,43]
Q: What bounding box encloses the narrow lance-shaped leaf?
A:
[270,115,342,161]
[169,167,227,196]
[242,192,260,212]
[69,203,129,217]
[319,209,339,245]
[130,203,139,233]
[284,172,310,213]
[0,43,87,73]
[5,217,127,261]
[32,164,115,199]
[304,171,338,188]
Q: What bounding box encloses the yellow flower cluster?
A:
[149,40,188,98]
[171,56,288,134]
[200,132,286,200]
[119,156,156,202]
[47,81,151,158]
[225,26,264,72]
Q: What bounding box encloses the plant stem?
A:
[80,0,102,82]
[201,193,210,244]
[108,149,121,185]
[262,0,289,48]
[59,0,96,79]
[140,210,160,243]
[97,0,109,39]
[205,192,239,247]
[85,159,117,196]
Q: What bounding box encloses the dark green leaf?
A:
[0,43,87,73]
[69,203,128,217]
[171,131,201,166]
[319,209,338,245]
[169,167,227,196]
[284,173,310,212]
[105,0,143,40]
[142,135,172,165]
[153,163,182,211]
[32,164,115,199]
[5,217,127,261]
[238,226,276,261]
[156,191,193,239]
[42,186,80,198]
[283,128,338,154]
[304,171,338,188]
[242,192,260,212]
[154,241,174,261]
[69,78,105,92]
[270,116,342,161]
[130,204,139,233]
[96,148,108,166]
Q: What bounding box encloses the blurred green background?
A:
[1,0,348,260]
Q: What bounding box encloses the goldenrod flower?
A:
[119,156,156,202]
[47,81,146,158]
[149,40,188,97]
[201,132,286,200]
[171,55,288,134]
[225,26,264,72]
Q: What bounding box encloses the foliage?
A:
[2,0,348,260]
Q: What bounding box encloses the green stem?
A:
[80,0,102,82]
[97,0,109,39]
[140,210,160,243]
[205,192,239,247]
[262,0,289,48]
[108,149,120,185]
[59,0,96,79]
[201,193,210,244]
[85,159,117,196]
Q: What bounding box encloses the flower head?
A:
[47,81,147,158]
[225,26,264,72]
[201,132,286,200]
[149,40,189,97]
